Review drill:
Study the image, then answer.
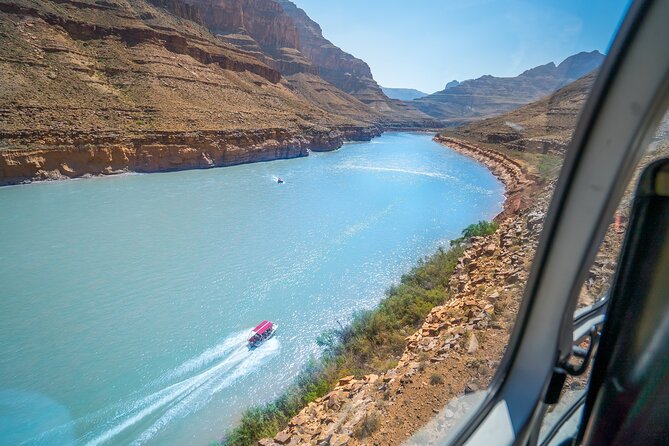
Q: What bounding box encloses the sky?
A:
[291,0,632,93]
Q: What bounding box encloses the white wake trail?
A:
[83,332,278,446]
[131,338,280,445]
[336,164,495,195]
[154,331,249,384]
[336,164,459,181]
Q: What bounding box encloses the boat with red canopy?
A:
[248,320,278,348]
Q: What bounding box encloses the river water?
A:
[0,133,503,445]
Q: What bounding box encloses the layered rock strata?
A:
[0,0,433,185]
[0,126,380,185]
[274,0,434,127]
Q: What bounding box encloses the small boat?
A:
[248,320,278,349]
[277,178,284,184]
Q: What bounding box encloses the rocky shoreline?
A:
[253,137,546,446]
[434,136,537,220]
[0,125,381,186]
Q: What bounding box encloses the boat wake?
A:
[336,163,494,195]
[336,163,458,181]
[31,331,279,446]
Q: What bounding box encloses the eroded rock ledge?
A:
[0,125,380,186]
[258,139,546,446]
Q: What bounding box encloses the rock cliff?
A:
[275,0,434,127]
[0,0,429,185]
[193,0,311,75]
[190,0,434,127]
[413,51,604,124]
[0,126,381,185]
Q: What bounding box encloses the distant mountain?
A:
[442,71,599,154]
[381,87,429,101]
[444,80,460,89]
[414,51,605,124]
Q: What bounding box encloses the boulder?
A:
[326,393,341,410]
[338,375,355,386]
[330,433,351,446]
[365,374,379,384]
[464,382,480,394]
[274,431,292,445]
[467,334,479,354]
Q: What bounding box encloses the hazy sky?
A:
[291,0,632,93]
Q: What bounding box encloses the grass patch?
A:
[353,411,381,439]
[220,222,496,446]
[429,374,444,385]
[536,153,564,181]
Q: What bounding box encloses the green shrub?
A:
[462,220,499,238]
[451,220,499,246]
[430,374,444,385]
[537,153,563,181]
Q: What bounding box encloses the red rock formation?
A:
[276,0,375,93]
[148,0,203,24]
[195,0,299,50]
[193,0,315,75]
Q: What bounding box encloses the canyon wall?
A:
[0,0,430,185]
[0,126,381,186]
[193,0,314,75]
[275,0,434,127]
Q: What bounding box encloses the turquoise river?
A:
[0,133,503,445]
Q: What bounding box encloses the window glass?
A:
[578,110,669,308]
[538,109,669,446]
